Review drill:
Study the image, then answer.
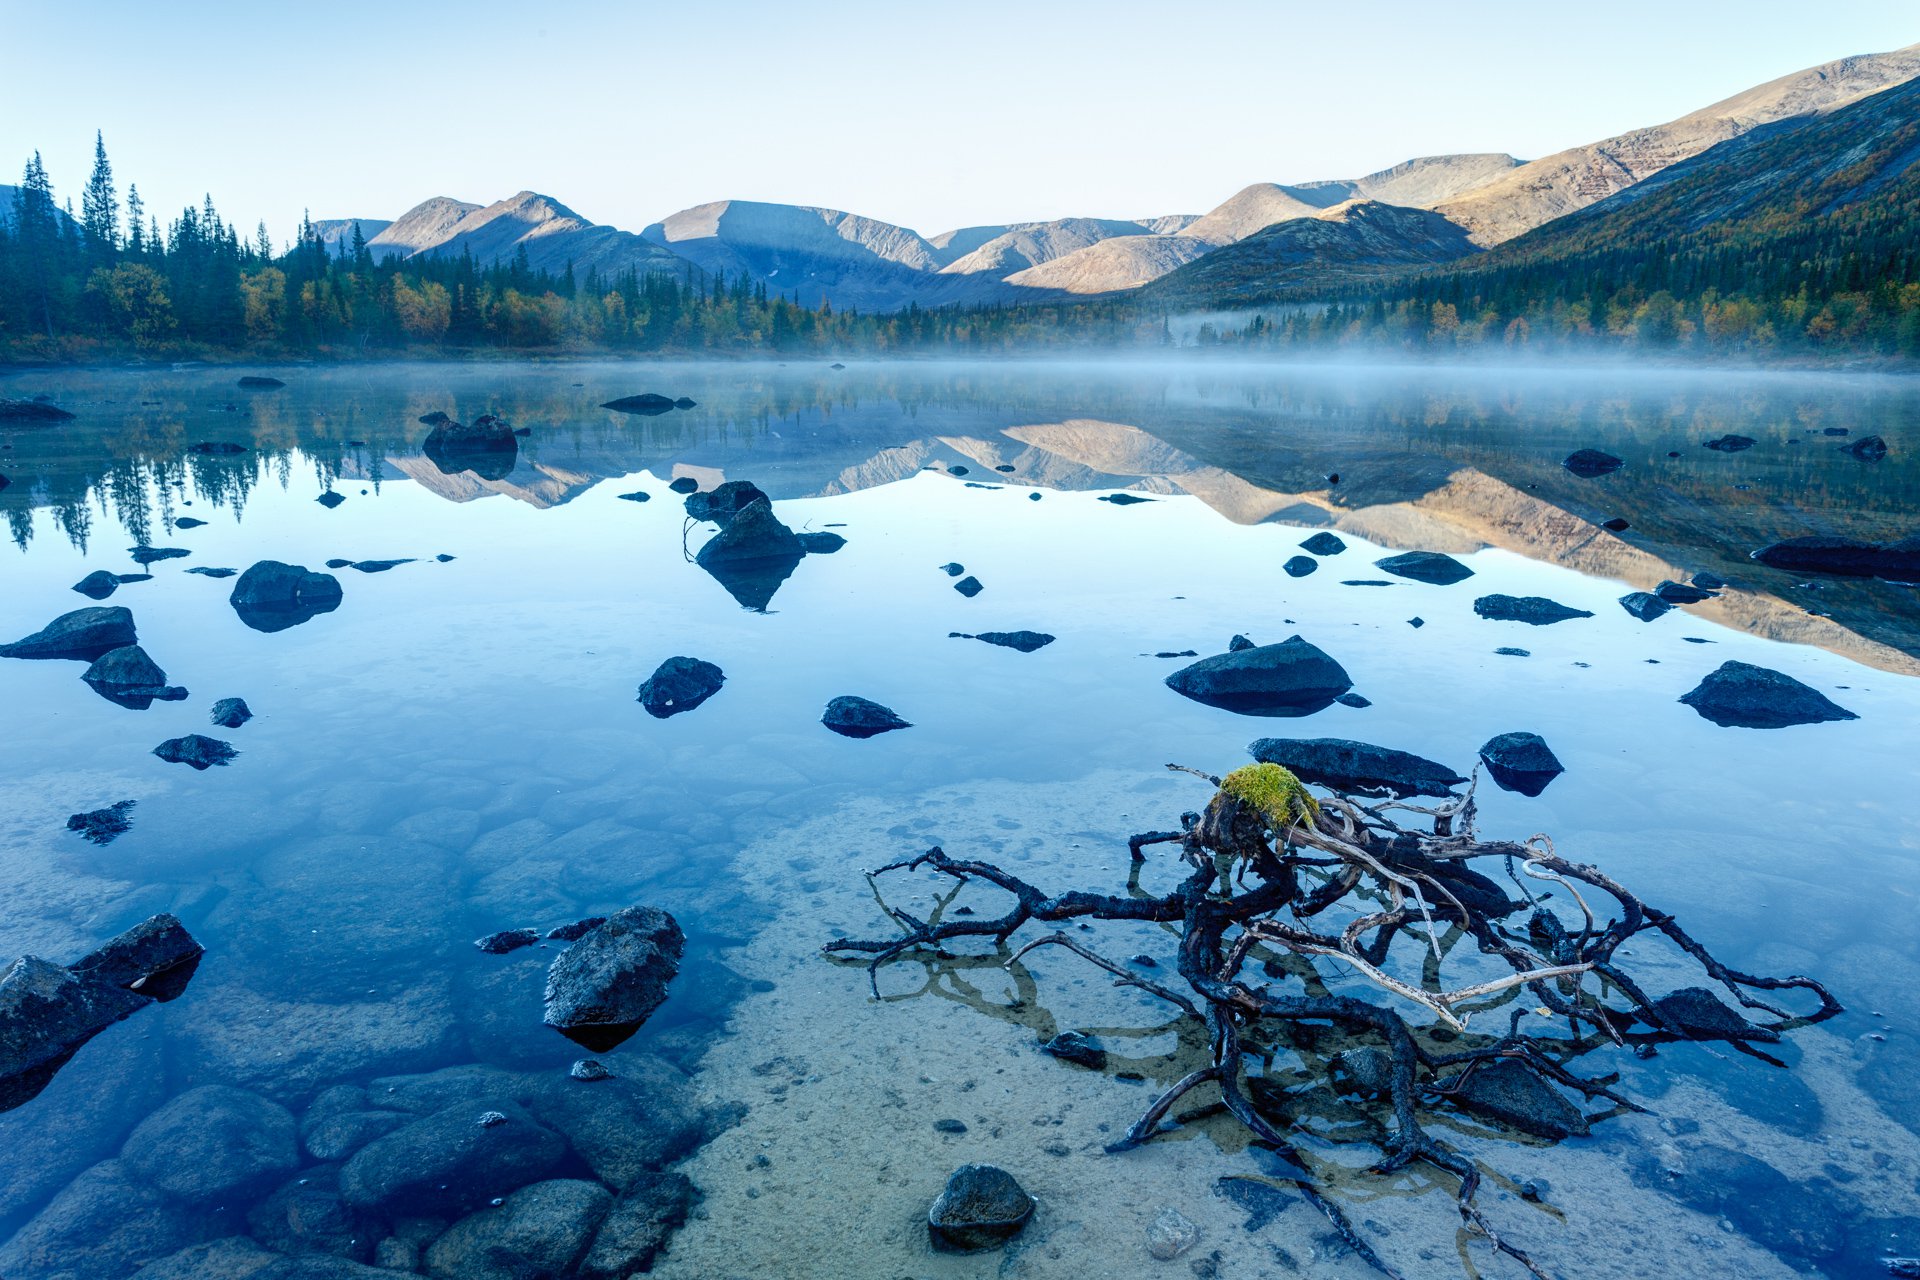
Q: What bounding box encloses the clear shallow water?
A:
[0,359,1917,1279]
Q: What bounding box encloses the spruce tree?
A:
[80,130,119,260]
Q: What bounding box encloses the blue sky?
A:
[3,1,1915,244]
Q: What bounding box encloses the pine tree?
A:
[126,184,146,256]
[255,220,272,261]
[80,130,119,260]
[13,152,61,337]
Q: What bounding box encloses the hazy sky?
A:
[4,1,1915,244]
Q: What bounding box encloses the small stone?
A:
[152,734,237,770]
[822,695,911,739]
[1283,555,1318,578]
[1563,448,1623,478]
[939,563,965,577]
[477,1110,508,1128]
[954,575,984,597]
[928,1164,1034,1252]
[1618,591,1671,622]
[934,1118,968,1134]
[1299,532,1346,556]
[1146,1206,1201,1260]
[209,697,252,728]
[570,1059,612,1082]
[1042,1032,1107,1070]
[475,929,540,955]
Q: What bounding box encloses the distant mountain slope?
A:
[1435,42,1920,245]
[938,218,1162,276]
[1182,154,1523,244]
[311,218,391,249]
[642,200,939,308]
[1002,234,1215,295]
[1144,201,1480,307]
[370,192,687,280]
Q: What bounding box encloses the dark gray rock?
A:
[229,561,342,632]
[1645,986,1780,1042]
[345,559,412,573]
[929,1164,1034,1252]
[70,913,203,996]
[602,394,677,415]
[301,1108,412,1163]
[1618,591,1671,622]
[187,566,237,578]
[0,606,137,660]
[1647,1143,1850,1261]
[247,1164,375,1261]
[153,734,237,769]
[73,570,149,600]
[1042,1031,1106,1070]
[1563,448,1623,478]
[683,480,767,523]
[423,418,517,480]
[0,1160,208,1280]
[939,563,965,577]
[1703,434,1755,452]
[1452,1060,1588,1139]
[1473,595,1593,625]
[210,698,253,728]
[1692,571,1726,590]
[0,397,75,421]
[616,490,649,502]
[949,630,1054,653]
[797,531,846,553]
[673,397,696,410]
[543,906,685,1051]
[546,917,606,943]
[695,497,803,569]
[577,1172,697,1280]
[1478,732,1564,797]
[476,929,540,955]
[237,376,286,388]
[527,1059,707,1190]
[1165,636,1352,717]
[124,1236,280,1280]
[1282,555,1317,578]
[1329,1047,1393,1096]
[1099,492,1153,505]
[1374,551,1472,585]
[422,1178,612,1280]
[316,492,347,508]
[338,1101,564,1215]
[1679,661,1857,729]
[1248,737,1463,798]
[1655,579,1717,604]
[1334,692,1371,708]
[570,1059,611,1082]
[1844,434,1888,460]
[1751,535,1920,581]
[954,575,984,597]
[1228,634,1255,652]
[81,645,188,708]
[668,477,699,494]
[1601,517,1631,532]
[67,800,137,846]
[822,695,912,738]
[1299,532,1346,556]
[637,656,725,719]
[120,1085,299,1204]
[0,957,150,1112]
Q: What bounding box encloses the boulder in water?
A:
[695,497,803,567]
[1601,517,1631,532]
[1844,434,1888,461]
[1655,579,1717,604]
[954,575,984,597]
[0,397,74,421]
[822,695,911,739]
[636,656,725,719]
[1165,636,1352,717]
[0,606,136,660]
[1282,555,1317,578]
[578,1172,696,1279]
[229,560,342,632]
[1563,448,1623,478]
[153,734,237,769]
[1452,1060,1589,1139]
[209,697,252,728]
[1478,732,1564,797]
[950,630,1054,653]
[120,1085,299,1205]
[423,416,518,480]
[1618,591,1671,622]
[1042,1031,1106,1069]
[1750,535,1920,581]
[602,393,677,415]
[1678,661,1857,729]
[128,545,189,565]
[1375,551,1472,585]
[237,375,285,389]
[543,907,685,1051]
[67,801,137,846]
[684,479,768,523]
[423,1178,613,1280]
[1473,595,1593,625]
[339,1101,565,1215]
[798,531,846,554]
[1248,737,1463,798]
[929,1164,1034,1252]
[72,570,149,600]
[1099,492,1152,505]
[1644,986,1780,1042]
[1299,531,1346,556]
[1702,434,1755,452]
[81,645,188,709]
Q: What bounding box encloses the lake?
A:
[1,358,1916,1280]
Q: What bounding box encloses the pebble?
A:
[476,1111,507,1128]
[1146,1206,1201,1260]
[570,1059,612,1081]
[934,1118,968,1134]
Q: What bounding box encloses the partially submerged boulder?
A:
[1751,534,1920,581]
[822,695,911,739]
[695,498,805,610]
[210,697,253,728]
[1299,531,1346,556]
[1844,434,1888,461]
[1473,595,1593,625]
[1644,986,1780,1042]
[1375,551,1472,585]
[1452,1060,1589,1139]
[153,734,238,769]
[423,417,517,480]
[684,480,768,523]
[950,630,1055,653]
[929,1164,1034,1252]
[0,397,74,421]
[543,906,685,1051]
[72,570,150,600]
[229,560,342,632]
[602,393,677,415]
[637,656,726,719]
[0,606,137,660]
[1282,555,1317,578]
[129,544,190,565]
[1248,737,1464,798]
[1703,434,1755,452]
[1563,448,1623,478]
[1618,591,1671,622]
[1678,661,1857,729]
[1478,732,1564,797]
[1165,636,1353,717]
[81,645,189,709]
[67,800,137,846]
[423,1178,612,1280]
[1654,579,1717,604]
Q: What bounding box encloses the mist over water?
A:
[0,358,1916,1279]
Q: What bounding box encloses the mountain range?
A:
[318,41,1920,312]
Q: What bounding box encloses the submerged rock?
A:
[1751,534,1920,581]
[526,1058,707,1190]
[797,531,845,554]
[1453,1060,1588,1139]
[1478,732,1564,797]
[339,1101,565,1215]
[0,605,137,660]
[1844,434,1889,461]
[578,1172,697,1279]
[237,375,285,388]
[637,656,726,719]
[128,545,190,565]
[1655,578,1717,604]
[1375,551,1473,585]
[547,917,607,943]
[153,734,238,769]
[81,645,189,708]
[1678,661,1857,729]
[423,1178,612,1280]
[929,1164,1034,1252]
[1703,434,1756,452]
[543,906,685,1051]
[186,566,237,578]
[684,479,768,523]
[1165,636,1352,717]
[67,800,137,845]
[1473,595,1593,625]
[949,630,1054,653]
[210,697,253,728]
[1563,448,1623,478]
[1618,591,1671,622]
[1299,531,1346,556]
[602,393,677,415]
[229,560,343,632]
[247,1164,375,1262]
[1282,555,1317,578]
[73,570,150,600]
[475,929,540,955]
[1248,737,1463,798]
[120,1085,299,1204]
[1145,1207,1201,1261]
[821,695,912,738]
[0,1160,206,1280]
[1042,1031,1106,1070]
[1645,986,1780,1042]
[0,397,75,421]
